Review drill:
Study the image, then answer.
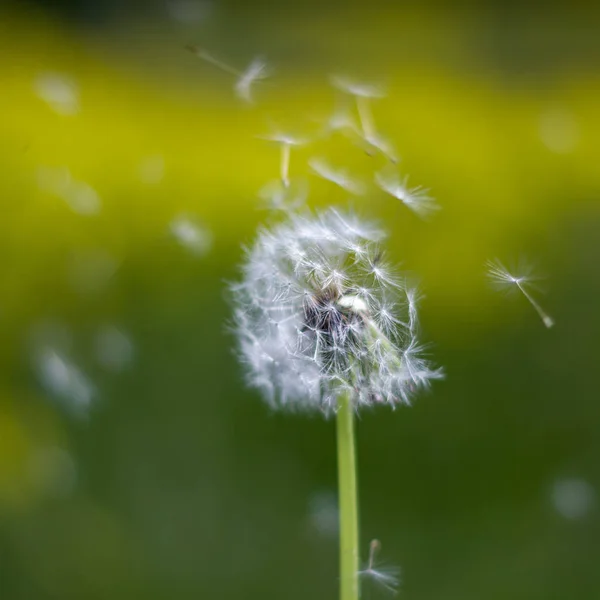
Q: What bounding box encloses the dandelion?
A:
[187,46,270,103]
[358,539,401,595]
[309,158,365,195]
[375,169,439,218]
[232,207,440,599]
[232,207,441,413]
[486,259,554,328]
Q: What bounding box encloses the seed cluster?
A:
[232,209,442,414]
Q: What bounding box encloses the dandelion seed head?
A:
[231,208,442,414]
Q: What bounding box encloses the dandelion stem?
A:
[337,391,360,600]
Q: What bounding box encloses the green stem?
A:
[337,391,360,600]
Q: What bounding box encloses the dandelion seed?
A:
[331,75,387,152]
[64,180,101,215]
[170,214,213,256]
[36,347,95,417]
[34,72,79,115]
[486,259,554,328]
[359,539,401,595]
[552,477,595,520]
[307,490,339,537]
[309,158,365,195]
[235,57,270,103]
[231,208,442,414]
[188,46,239,75]
[187,46,270,103]
[375,170,438,218]
[405,287,420,335]
[37,166,101,216]
[259,132,308,188]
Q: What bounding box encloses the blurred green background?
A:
[1,1,600,598]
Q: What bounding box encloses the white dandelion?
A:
[375,170,438,218]
[486,259,554,328]
[231,208,442,414]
